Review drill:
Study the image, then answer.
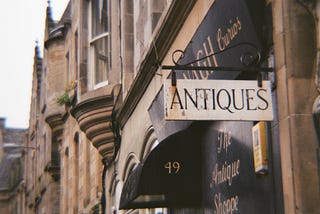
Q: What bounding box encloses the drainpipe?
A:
[101,86,122,213]
[101,121,121,214]
[101,157,113,214]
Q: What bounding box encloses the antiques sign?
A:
[164,79,274,121]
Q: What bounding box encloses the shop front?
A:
[119,0,283,213]
[120,121,279,213]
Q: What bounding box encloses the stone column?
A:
[272,0,320,213]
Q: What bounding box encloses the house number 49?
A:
[164,161,181,174]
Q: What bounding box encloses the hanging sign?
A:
[164,79,274,121]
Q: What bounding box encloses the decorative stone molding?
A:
[45,113,65,142]
[71,85,120,158]
[45,113,65,181]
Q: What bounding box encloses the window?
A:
[90,0,109,88]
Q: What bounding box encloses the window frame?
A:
[89,0,109,90]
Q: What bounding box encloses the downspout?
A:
[101,114,122,213]
[101,86,122,213]
[101,0,124,212]
[119,0,123,87]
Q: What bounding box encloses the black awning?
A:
[119,127,203,209]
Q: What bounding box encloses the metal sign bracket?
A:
[161,42,274,87]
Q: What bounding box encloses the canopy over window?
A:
[119,127,203,209]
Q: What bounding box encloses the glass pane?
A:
[91,0,108,37]
[94,36,108,84]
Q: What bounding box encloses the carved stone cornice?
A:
[71,85,120,157]
[45,113,65,142]
[45,113,64,181]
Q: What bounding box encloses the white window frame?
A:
[89,0,109,90]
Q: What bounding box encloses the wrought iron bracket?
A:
[161,42,274,87]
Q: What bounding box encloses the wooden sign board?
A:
[164,79,274,121]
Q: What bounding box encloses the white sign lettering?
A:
[164,79,274,121]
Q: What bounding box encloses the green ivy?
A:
[56,91,72,106]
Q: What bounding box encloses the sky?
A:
[0,0,69,129]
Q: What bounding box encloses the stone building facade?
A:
[24,1,117,213]
[25,0,320,214]
[0,118,26,214]
[109,0,320,213]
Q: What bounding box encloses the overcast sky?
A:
[0,0,69,128]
